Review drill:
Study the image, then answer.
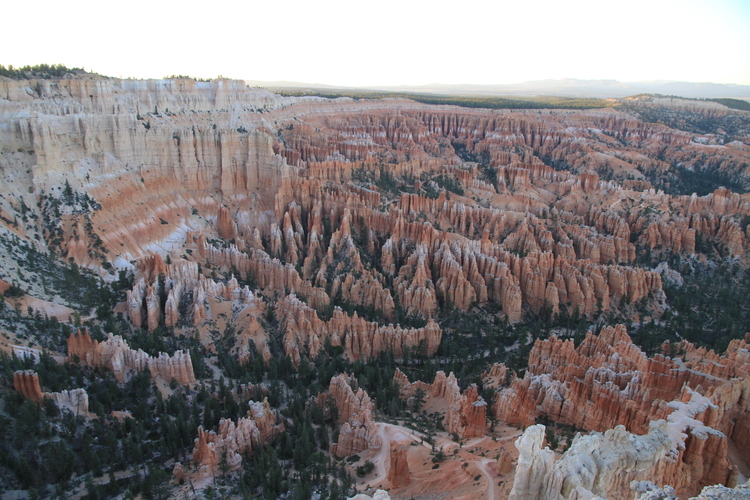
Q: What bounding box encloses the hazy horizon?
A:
[2,0,749,87]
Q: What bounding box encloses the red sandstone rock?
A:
[276,294,441,364]
[192,399,282,471]
[387,442,410,488]
[13,370,43,402]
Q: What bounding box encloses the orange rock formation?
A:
[192,399,282,472]
[67,328,196,384]
[394,369,486,439]
[324,374,380,457]
[497,326,750,496]
[387,442,411,488]
[13,370,43,402]
[277,294,441,364]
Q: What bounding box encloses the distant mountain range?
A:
[246,78,750,100]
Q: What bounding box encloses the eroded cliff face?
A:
[499,327,750,497]
[3,76,748,334]
[323,374,380,457]
[67,328,196,384]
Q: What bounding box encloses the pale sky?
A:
[2,0,749,86]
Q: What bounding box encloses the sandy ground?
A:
[20,294,76,321]
[352,420,523,500]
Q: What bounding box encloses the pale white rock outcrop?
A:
[509,388,739,500]
[508,425,556,500]
[634,482,750,500]
[348,491,391,500]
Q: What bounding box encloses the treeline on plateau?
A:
[623,95,750,144]
[708,98,750,112]
[275,89,615,110]
[0,64,88,80]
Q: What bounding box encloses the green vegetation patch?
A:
[709,98,750,112]
[0,64,88,80]
[275,89,615,110]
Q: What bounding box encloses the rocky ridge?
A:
[277,294,441,364]
[499,326,750,496]
[67,328,196,384]
[192,398,282,473]
[13,370,89,414]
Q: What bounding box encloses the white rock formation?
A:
[509,389,739,500]
[508,425,556,500]
[348,491,391,500]
[634,482,750,500]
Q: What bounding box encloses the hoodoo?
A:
[1,70,749,499]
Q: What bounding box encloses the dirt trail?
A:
[475,458,495,500]
[368,423,432,487]
[370,424,390,486]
